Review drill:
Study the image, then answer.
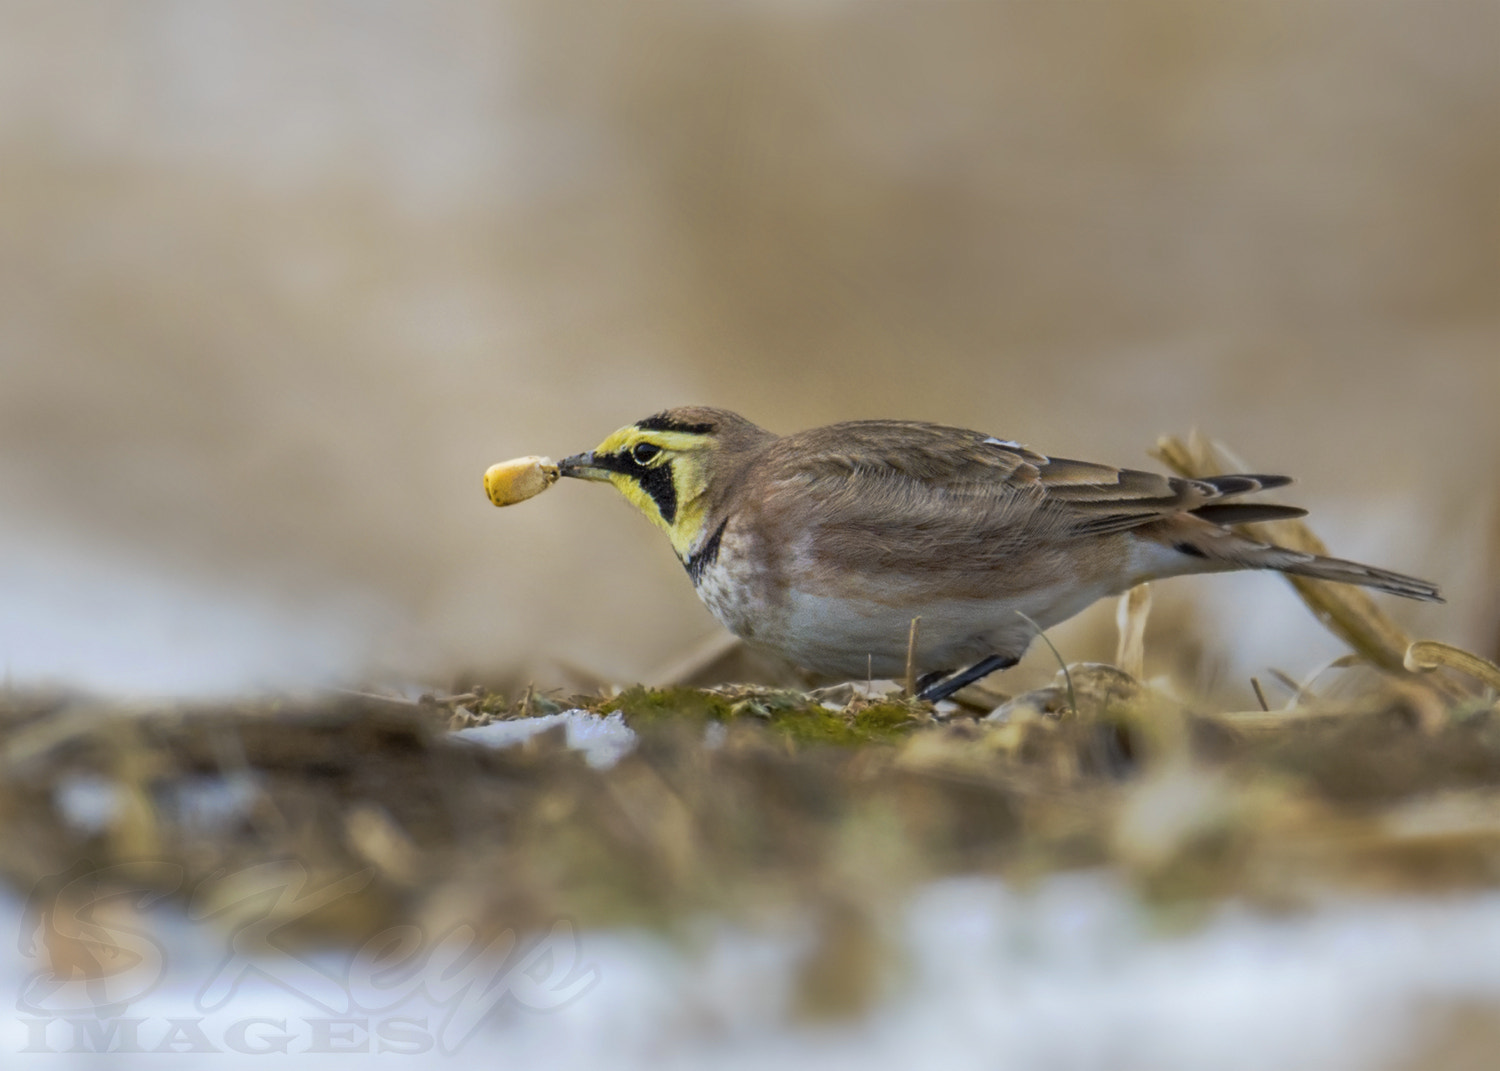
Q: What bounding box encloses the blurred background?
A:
[2,0,1496,699]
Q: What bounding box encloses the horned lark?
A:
[552,407,1441,702]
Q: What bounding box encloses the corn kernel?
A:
[484,456,560,507]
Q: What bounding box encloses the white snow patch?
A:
[7,873,1500,1068]
[8,873,1500,1068]
[53,774,124,835]
[454,710,637,768]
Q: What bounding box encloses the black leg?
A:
[916,654,1019,703]
[914,668,952,694]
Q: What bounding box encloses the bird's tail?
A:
[1243,544,1444,602]
[1170,525,1445,602]
[1151,515,1444,603]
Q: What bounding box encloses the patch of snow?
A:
[5,873,1499,1068]
[53,774,123,835]
[454,711,637,768]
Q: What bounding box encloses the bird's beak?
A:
[559,452,614,482]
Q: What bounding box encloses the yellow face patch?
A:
[574,426,716,559]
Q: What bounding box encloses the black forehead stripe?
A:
[636,414,715,435]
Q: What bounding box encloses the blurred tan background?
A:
[1,0,1496,698]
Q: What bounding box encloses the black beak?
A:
[559,452,614,481]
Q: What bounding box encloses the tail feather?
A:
[1200,473,1293,496]
[1135,470,1442,603]
[1152,515,1444,603]
[1191,502,1309,526]
[1255,547,1444,603]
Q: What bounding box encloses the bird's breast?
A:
[688,524,772,642]
[687,520,1137,679]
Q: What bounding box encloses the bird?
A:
[555,407,1442,703]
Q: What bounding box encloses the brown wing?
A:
[762,421,1298,563]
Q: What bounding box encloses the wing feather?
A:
[760,421,1293,561]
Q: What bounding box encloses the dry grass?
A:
[4,436,1498,1018]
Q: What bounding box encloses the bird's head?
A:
[560,407,771,559]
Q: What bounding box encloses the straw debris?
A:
[3,432,1494,1019]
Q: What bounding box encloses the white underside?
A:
[755,583,1119,678]
[692,530,1196,679]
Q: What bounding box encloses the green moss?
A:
[598,686,924,747]
[774,700,919,747]
[599,685,738,724]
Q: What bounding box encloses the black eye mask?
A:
[587,450,678,526]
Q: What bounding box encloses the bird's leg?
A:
[913,668,952,694]
[916,654,1019,703]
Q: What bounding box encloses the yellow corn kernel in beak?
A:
[484,456,560,507]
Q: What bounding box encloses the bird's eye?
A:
[631,442,662,465]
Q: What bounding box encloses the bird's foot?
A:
[915,655,1020,703]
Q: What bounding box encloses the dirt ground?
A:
[6,555,1497,1024]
